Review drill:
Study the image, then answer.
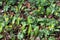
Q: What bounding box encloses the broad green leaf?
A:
[18,0,24,10]
[49,0,54,3]
[16,17,20,25]
[0,2,2,6]
[0,26,2,33]
[21,22,26,31]
[17,32,24,40]
[12,16,17,24]
[3,5,10,12]
[46,7,51,15]
[0,34,3,39]
[48,37,55,40]
[7,0,16,5]
[34,26,39,36]
[27,16,33,24]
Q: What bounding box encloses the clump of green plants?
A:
[0,0,60,40]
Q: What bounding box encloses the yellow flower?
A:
[55,12,58,15]
[48,25,54,30]
[37,7,41,12]
[9,25,12,28]
[15,6,19,12]
[4,13,6,16]
[5,18,9,22]
[5,25,12,28]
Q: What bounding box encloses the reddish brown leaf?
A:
[25,1,31,8]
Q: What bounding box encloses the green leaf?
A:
[0,2,2,6]
[46,7,51,15]
[12,16,17,24]
[54,29,60,31]
[49,0,54,3]
[21,22,26,31]
[57,26,60,29]
[4,5,10,12]
[44,29,49,37]
[0,34,3,39]
[39,29,50,37]
[16,17,20,25]
[7,0,16,5]
[18,0,24,10]
[11,6,16,12]
[0,26,3,33]
[27,16,33,24]
[17,32,24,40]
[48,37,55,40]
[0,22,3,33]
[41,0,46,3]
[28,24,32,35]
[34,26,39,36]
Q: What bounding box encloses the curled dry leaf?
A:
[0,9,4,13]
[56,1,60,6]
[25,1,31,8]
[29,12,33,15]
[9,10,15,16]
[35,37,40,40]
[48,15,53,18]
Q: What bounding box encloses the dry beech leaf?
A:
[25,1,30,8]
[56,1,60,6]
[9,10,14,16]
[35,37,40,40]
[29,12,33,15]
